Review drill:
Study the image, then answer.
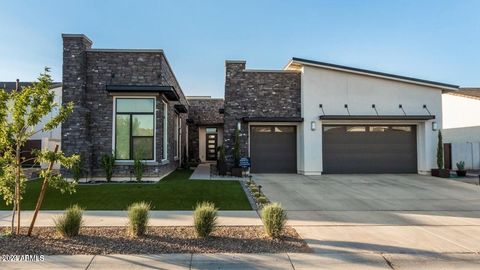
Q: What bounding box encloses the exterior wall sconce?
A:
[432,122,438,131]
[311,121,316,131]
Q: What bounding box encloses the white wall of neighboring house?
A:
[442,93,480,128]
[298,65,444,175]
[30,86,62,169]
[442,93,480,170]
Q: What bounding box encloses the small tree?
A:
[437,130,444,169]
[232,128,241,167]
[0,68,78,235]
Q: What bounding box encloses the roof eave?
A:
[287,58,459,91]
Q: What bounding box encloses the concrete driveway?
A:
[254,174,480,269]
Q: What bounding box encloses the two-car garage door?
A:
[323,125,417,173]
[249,124,418,174]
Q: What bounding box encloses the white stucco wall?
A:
[442,94,480,129]
[443,126,480,170]
[299,66,443,175]
[30,86,62,142]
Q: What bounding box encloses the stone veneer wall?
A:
[187,98,224,161]
[62,34,188,178]
[223,61,301,167]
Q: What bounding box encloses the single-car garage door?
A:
[250,126,297,173]
[323,125,417,173]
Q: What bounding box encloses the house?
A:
[61,34,188,179]
[0,81,62,169]
[186,96,224,162]
[223,58,459,175]
[442,88,480,170]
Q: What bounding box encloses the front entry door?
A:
[206,134,218,161]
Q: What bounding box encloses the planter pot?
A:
[431,169,450,178]
[231,167,243,177]
[217,161,227,176]
[456,170,467,177]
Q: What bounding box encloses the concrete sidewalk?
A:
[2,252,480,270]
[0,210,262,227]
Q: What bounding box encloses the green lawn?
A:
[0,170,251,210]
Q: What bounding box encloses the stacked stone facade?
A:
[186,97,224,161]
[62,34,188,178]
[223,61,301,167]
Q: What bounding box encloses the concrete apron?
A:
[0,210,262,227]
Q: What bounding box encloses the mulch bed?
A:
[0,226,311,255]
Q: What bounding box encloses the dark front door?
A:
[323,125,417,173]
[444,143,452,170]
[206,134,218,161]
[250,126,297,173]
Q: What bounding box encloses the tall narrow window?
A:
[163,101,168,160]
[174,113,179,159]
[115,98,155,160]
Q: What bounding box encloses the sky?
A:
[0,0,479,97]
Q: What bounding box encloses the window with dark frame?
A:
[115,98,155,160]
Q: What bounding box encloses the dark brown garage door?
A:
[323,125,417,173]
[250,126,297,173]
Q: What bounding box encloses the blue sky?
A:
[0,0,479,97]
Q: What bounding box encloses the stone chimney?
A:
[61,34,93,178]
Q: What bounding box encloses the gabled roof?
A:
[448,88,480,100]
[285,57,459,91]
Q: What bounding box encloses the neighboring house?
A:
[186,96,224,162]
[61,34,188,179]
[442,88,480,170]
[0,81,62,169]
[224,58,459,175]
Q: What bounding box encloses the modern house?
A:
[186,96,224,162]
[442,88,480,170]
[0,81,62,169]
[61,34,189,179]
[223,58,459,175]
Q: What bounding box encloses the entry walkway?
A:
[189,163,244,180]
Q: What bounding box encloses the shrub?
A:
[127,202,150,237]
[456,161,466,171]
[54,204,84,237]
[250,187,259,193]
[133,158,144,182]
[71,157,83,182]
[257,196,268,204]
[253,191,261,198]
[100,153,115,182]
[261,203,287,238]
[193,201,218,238]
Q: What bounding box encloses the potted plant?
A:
[431,130,450,178]
[456,161,467,177]
[217,145,227,176]
[231,128,243,177]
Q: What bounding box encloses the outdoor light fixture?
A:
[237,122,241,130]
[311,121,316,131]
[432,122,438,131]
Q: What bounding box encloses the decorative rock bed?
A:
[0,226,311,255]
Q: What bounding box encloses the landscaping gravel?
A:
[0,226,311,255]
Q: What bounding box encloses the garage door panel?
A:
[323,125,417,174]
[250,126,297,173]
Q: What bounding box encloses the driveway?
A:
[255,174,480,269]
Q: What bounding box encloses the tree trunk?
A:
[15,144,21,235]
[27,145,59,236]
[11,200,16,234]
